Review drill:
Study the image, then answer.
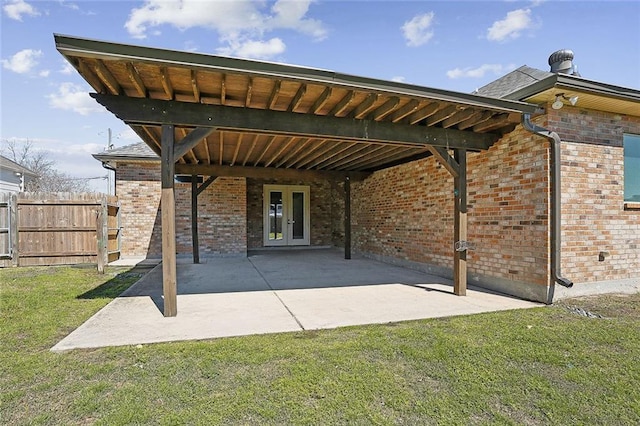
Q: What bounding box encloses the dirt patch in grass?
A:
[557,292,640,319]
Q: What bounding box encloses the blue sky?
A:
[1,0,639,192]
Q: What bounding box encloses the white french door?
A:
[263,185,310,246]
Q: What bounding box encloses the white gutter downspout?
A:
[522,114,573,304]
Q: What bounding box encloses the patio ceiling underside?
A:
[56,34,540,175]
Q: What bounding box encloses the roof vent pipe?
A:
[548,49,580,76]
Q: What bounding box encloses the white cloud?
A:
[391,76,406,83]
[1,49,42,73]
[39,70,50,77]
[446,63,516,79]
[217,37,286,60]
[487,8,532,42]
[124,0,326,59]
[3,0,38,21]
[60,60,75,74]
[401,12,435,47]
[46,83,105,115]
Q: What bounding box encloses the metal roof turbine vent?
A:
[548,49,580,76]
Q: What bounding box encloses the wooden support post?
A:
[344,176,351,260]
[161,124,178,317]
[96,200,108,274]
[453,149,467,296]
[191,174,200,264]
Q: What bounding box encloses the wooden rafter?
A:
[296,141,339,169]
[253,136,276,166]
[441,109,477,129]
[242,134,259,166]
[458,111,492,130]
[218,131,224,165]
[426,105,459,126]
[328,90,355,116]
[275,137,314,167]
[369,96,400,121]
[328,144,387,170]
[126,62,146,97]
[350,93,378,119]
[322,144,371,169]
[390,99,420,123]
[202,135,211,163]
[160,66,174,100]
[308,142,358,169]
[288,84,307,112]
[288,139,328,168]
[230,133,242,166]
[191,70,200,102]
[311,87,332,113]
[220,74,226,105]
[264,137,297,167]
[407,102,440,124]
[268,80,281,109]
[245,77,253,107]
[77,61,106,93]
[93,60,121,95]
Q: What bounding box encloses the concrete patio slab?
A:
[51,249,542,352]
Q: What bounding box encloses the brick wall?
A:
[246,177,343,249]
[116,162,246,257]
[352,124,551,298]
[547,106,640,284]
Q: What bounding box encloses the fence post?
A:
[96,200,108,273]
[10,193,19,267]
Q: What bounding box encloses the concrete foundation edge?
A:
[553,277,640,300]
[357,251,551,303]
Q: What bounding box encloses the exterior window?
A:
[624,133,640,202]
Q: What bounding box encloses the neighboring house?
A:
[0,155,37,192]
[80,35,640,305]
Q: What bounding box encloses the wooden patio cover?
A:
[55,34,540,316]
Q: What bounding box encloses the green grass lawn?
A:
[1,265,639,425]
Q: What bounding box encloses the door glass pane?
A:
[292,192,304,240]
[269,191,283,241]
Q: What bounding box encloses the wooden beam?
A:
[161,124,177,317]
[264,137,297,167]
[426,105,459,126]
[191,175,200,265]
[78,61,106,93]
[174,127,216,160]
[344,176,351,260]
[442,109,476,128]
[253,136,276,166]
[453,149,467,296]
[268,80,281,109]
[230,133,242,166]
[196,175,218,196]
[311,87,332,113]
[390,99,419,123]
[93,60,121,95]
[191,70,200,103]
[288,84,307,112]
[160,66,174,100]
[242,134,259,166]
[427,146,460,178]
[369,96,400,121]
[245,77,253,107]
[93,94,498,151]
[175,163,370,181]
[350,93,378,119]
[126,62,147,97]
[328,90,355,116]
[407,102,440,124]
[220,74,226,105]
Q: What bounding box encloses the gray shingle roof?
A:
[92,142,158,163]
[475,66,553,99]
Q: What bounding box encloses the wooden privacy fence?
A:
[0,192,120,271]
